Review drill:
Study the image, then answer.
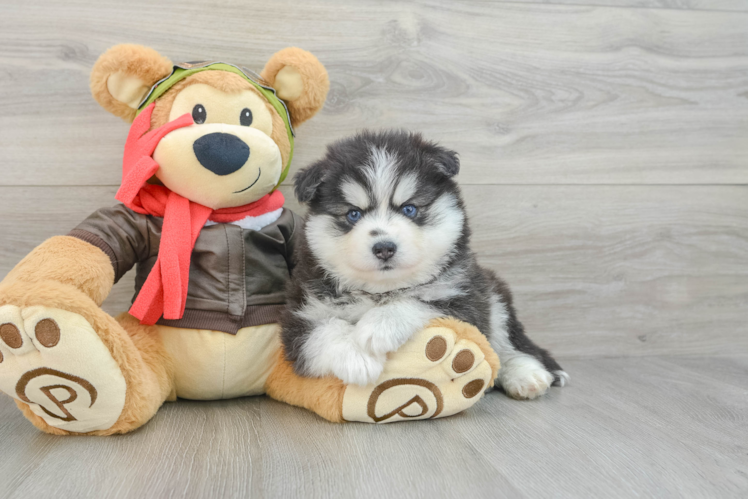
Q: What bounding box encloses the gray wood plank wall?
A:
[0,0,746,359]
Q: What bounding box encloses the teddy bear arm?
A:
[3,203,155,305]
[2,236,115,306]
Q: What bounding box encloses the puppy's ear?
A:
[419,137,460,178]
[261,47,329,128]
[433,148,460,178]
[294,160,328,203]
[90,44,173,122]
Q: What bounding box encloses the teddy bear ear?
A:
[261,47,329,129]
[90,44,173,122]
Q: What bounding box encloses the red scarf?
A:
[116,103,285,324]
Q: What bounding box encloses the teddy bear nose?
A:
[192,133,250,176]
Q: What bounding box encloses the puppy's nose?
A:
[193,133,250,176]
[372,241,397,261]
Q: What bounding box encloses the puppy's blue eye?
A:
[401,204,417,218]
[346,209,362,223]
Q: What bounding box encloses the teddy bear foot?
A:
[342,319,500,423]
[0,305,126,433]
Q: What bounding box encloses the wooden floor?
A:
[0,0,746,497]
[1,356,746,498]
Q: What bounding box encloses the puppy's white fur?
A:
[392,172,419,206]
[296,294,439,384]
[354,298,440,354]
[301,317,385,386]
[341,180,371,210]
[364,147,399,205]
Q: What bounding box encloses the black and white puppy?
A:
[281,130,569,399]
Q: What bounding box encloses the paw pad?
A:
[461,379,485,398]
[0,323,23,349]
[34,319,60,348]
[425,335,447,361]
[343,325,496,423]
[0,305,126,433]
[444,339,484,379]
[452,349,475,373]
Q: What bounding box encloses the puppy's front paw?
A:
[332,350,386,387]
[354,320,406,355]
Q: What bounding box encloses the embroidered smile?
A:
[233,168,262,194]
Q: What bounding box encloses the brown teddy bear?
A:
[0,44,498,435]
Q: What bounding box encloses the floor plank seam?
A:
[480,0,748,15]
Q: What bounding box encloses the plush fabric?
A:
[90,44,172,122]
[341,318,499,424]
[429,317,501,381]
[261,47,330,128]
[3,236,114,306]
[1,305,127,433]
[0,267,173,436]
[159,323,281,400]
[135,62,296,185]
[148,71,291,171]
[117,104,285,324]
[274,66,304,101]
[265,348,347,423]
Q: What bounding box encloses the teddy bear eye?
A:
[240,108,253,126]
[192,104,206,124]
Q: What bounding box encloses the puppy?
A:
[281,130,568,399]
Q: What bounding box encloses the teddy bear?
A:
[0,44,499,435]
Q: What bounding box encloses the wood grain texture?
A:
[0,2,745,497]
[0,185,745,358]
[0,0,746,186]
[463,184,748,358]
[504,0,748,13]
[0,356,746,498]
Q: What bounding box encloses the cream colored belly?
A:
[157,323,281,400]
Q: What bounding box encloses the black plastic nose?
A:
[372,241,397,261]
[192,133,250,176]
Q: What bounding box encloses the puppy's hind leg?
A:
[488,296,569,400]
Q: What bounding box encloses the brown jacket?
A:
[70,204,302,334]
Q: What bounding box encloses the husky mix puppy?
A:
[281,130,568,399]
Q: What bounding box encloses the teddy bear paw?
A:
[341,323,497,423]
[0,305,126,433]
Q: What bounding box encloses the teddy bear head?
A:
[90,44,329,209]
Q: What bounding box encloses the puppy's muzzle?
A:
[372,241,397,261]
[193,133,250,176]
